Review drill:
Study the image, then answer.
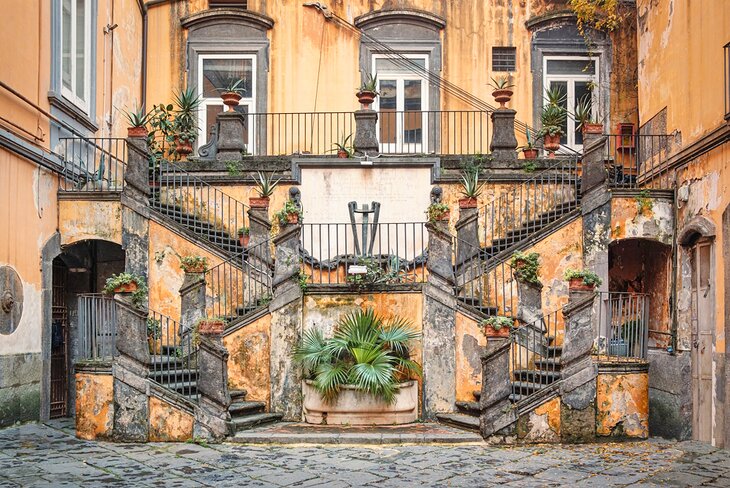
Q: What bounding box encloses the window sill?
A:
[48,91,98,132]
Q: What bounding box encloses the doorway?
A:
[691,239,714,443]
[50,261,69,418]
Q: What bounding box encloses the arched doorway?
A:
[49,240,125,418]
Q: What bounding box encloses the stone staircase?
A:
[229,389,282,432]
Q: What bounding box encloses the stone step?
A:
[232,412,283,431]
[455,401,480,416]
[533,358,562,371]
[512,369,561,384]
[149,368,199,383]
[436,413,480,433]
[230,389,248,401]
[510,380,557,396]
[229,401,266,416]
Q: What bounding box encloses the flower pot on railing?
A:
[543,134,561,154]
[175,137,193,156]
[581,123,604,135]
[482,316,514,338]
[221,91,242,109]
[568,278,596,292]
[127,126,148,138]
[337,149,349,158]
[522,148,538,160]
[484,324,510,338]
[492,89,513,109]
[249,197,270,209]
[286,213,299,225]
[458,197,477,209]
[113,282,138,294]
[356,90,377,108]
[238,233,250,247]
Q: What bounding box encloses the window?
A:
[492,47,516,72]
[543,56,598,150]
[197,55,256,151]
[60,0,91,112]
[372,55,429,153]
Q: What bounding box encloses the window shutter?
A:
[492,47,516,72]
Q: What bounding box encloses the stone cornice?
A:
[181,8,274,31]
[354,9,446,31]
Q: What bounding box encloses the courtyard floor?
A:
[1,420,729,487]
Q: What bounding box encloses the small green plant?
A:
[522,161,537,173]
[636,189,653,215]
[275,199,303,225]
[358,73,379,94]
[252,171,280,197]
[238,226,250,236]
[257,293,273,306]
[123,105,150,128]
[426,202,450,222]
[330,133,354,157]
[171,87,202,144]
[482,316,514,331]
[186,436,210,448]
[297,270,309,292]
[459,168,484,199]
[564,268,603,287]
[521,128,536,151]
[103,273,148,307]
[146,317,162,340]
[537,87,567,138]
[510,251,541,285]
[292,308,422,403]
[179,255,209,273]
[219,78,247,95]
[573,96,593,131]
[489,75,514,91]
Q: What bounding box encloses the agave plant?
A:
[538,86,567,138]
[252,171,280,197]
[459,167,484,198]
[292,308,422,404]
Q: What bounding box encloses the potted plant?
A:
[458,167,483,209]
[250,171,280,208]
[179,255,208,273]
[510,251,541,286]
[195,316,227,336]
[521,129,538,160]
[573,96,603,135]
[490,75,514,109]
[426,202,450,222]
[275,199,303,225]
[146,317,162,354]
[482,316,514,338]
[537,87,567,156]
[293,308,422,425]
[356,73,379,108]
[237,226,250,247]
[219,79,246,109]
[123,105,150,138]
[330,133,354,158]
[172,87,201,156]
[564,268,602,291]
[103,273,147,308]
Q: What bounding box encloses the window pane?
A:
[546,59,595,75]
[202,58,253,99]
[403,80,422,144]
[574,81,593,145]
[374,57,426,74]
[379,80,397,143]
[75,0,86,100]
[549,81,568,145]
[62,0,72,90]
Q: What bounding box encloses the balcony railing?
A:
[238,110,491,156]
[603,133,676,190]
[77,294,117,361]
[59,137,127,192]
[596,292,649,361]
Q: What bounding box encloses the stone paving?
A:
[1,420,730,487]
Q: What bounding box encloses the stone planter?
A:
[582,123,603,135]
[302,380,418,425]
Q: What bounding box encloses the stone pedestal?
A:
[179,272,205,333]
[455,207,480,265]
[216,112,247,161]
[195,331,232,441]
[581,132,608,194]
[479,338,516,437]
[122,137,151,281]
[353,109,379,156]
[489,109,518,162]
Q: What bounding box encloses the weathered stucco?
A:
[224,313,271,406]
[148,396,194,442]
[596,368,649,439]
[516,396,561,443]
[59,200,123,246]
[610,196,673,245]
[455,312,485,402]
[75,372,114,440]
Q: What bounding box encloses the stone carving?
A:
[430,186,443,204]
[197,125,218,159]
[0,266,23,335]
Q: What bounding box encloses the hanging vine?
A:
[568,0,630,35]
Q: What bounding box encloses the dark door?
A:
[50,262,69,418]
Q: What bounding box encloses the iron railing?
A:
[510,307,562,402]
[151,160,249,254]
[478,156,580,251]
[76,294,117,361]
[226,110,490,156]
[205,238,274,322]
[596,292,649,361]
[300,222,427,286]
[603,134,676,190]
[148,310,200,402]
[59,137,127,191]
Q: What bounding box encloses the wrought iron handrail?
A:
[603,133,676,190]
[148,309,200,403]
[204,237,274,323]
[596,292,649,361]
[58,137,127,192]
[300,222,427,285]
[77,293,117,361]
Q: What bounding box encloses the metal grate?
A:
[50,263,68,418]
[492,47,516,72]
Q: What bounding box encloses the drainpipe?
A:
[138,0,180,111]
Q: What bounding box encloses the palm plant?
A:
[123,105,151,128]
[252,171,280,197]
[172,87,202,143]
[293,308,422,404]
[538,86,567,138]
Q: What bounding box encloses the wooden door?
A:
[691,240,714,442]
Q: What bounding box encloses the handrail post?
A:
[479,338,516,438]
[353,109,379,156]
[489,108,518,163]
[180,269,205,333]
[216,111,247,161]
[195,323,233,441]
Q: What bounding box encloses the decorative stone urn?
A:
[302,380,418,425]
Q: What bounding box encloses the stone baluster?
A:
[194,321,233,441]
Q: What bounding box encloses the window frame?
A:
[542,55,599,151]
[59,0,92,114]
[196,53,257,151]
[371,53,430,153]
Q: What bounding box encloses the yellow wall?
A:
[224,313,272,406]
[75,372,114,440]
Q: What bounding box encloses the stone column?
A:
[479,338,517,437]
[581,131,608,194]
[489,109,518,162]
[559,290,598,443]
[179,271,205,333]
[581,131,611,294]
[122,137,151,280]
[353,109,379,156]
[246,203,273,303]
[269,219,304,420]
[194,323,233,441]
[216,112,247,161]
[112,294,151,442]
[515,278,543,327]
[422,221,457,418]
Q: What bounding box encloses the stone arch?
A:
[678,215,716,247]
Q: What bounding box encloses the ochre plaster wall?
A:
[59,200,123,246]
[455,312,485,403]
[516,396,561,443]
[148,395,195,442]
[596,369,649,439]
[224,313,272,406]
[75,372,114,440]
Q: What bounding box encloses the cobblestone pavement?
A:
[2,420,730,487]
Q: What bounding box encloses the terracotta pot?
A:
[522,148,538,160]
[512,258,528,269]
[175,138,193,156]
[484,325,511,338]
[581,123,604,135]
[458,197,478,209]
[337,149,348,158]
[436,209,450,222]
[249,196,270,209]
[356,90,376,108]
[198,319,226,335]
[543,134,561,153]
[492,89,513,109]
[239,234,250,247]
[568,277,596,291]
[183,264,206,274]
[286,213,299,224]
[114,282,138,294]
[221,91,242,109]
[127,126,148,138]
[303,380,418,425]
